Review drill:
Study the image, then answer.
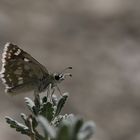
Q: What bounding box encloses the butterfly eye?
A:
[54,75,60,81]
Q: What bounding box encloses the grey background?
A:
[0,0,140,140]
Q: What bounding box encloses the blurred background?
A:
[0,0,140,140]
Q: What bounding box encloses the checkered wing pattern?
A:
[0,43,49,94]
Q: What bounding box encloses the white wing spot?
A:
[14,49,21,55]
[24,58,29,62]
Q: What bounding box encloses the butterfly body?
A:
[37,74,57,93]
[0,43,72,95]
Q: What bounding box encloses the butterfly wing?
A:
[0,43,49,94]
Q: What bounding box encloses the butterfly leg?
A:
[47,83,53,101]
[50,87,55,102]
[46,84,50,99]
[56,85,62,96]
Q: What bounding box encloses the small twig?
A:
[30,134,35,140]
[28,116,36,140]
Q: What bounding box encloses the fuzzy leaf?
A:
[20,113,28,126]
[5,116,30,135]
[24,97,36,112]
[21,113,38,129]
[52,114,74,127]
[51,115,63,127]
[55,93,69,117]
[40,102,54,122]
[62,114,74,123]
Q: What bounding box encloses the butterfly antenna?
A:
[63,73,72,77]
[59,67,72,77]
[60,67,72,73]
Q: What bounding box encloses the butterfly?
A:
[0,43,72,95]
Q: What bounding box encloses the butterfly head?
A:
[53,67,72,83]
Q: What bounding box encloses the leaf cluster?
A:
[5,92,95,140]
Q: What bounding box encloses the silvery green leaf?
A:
[20,113,27,121]
[25,97,35,110]
[62,114,74,122]
[24,97,38,115]
[39,102,54,122]
[55,92,69,117]
[20,113,38,129]
[38,116,56,139]
[20,113,28,125]
[5,116,30,135]
[78,121,96,140]
[52,114,74,127]
[51,115,63,127]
